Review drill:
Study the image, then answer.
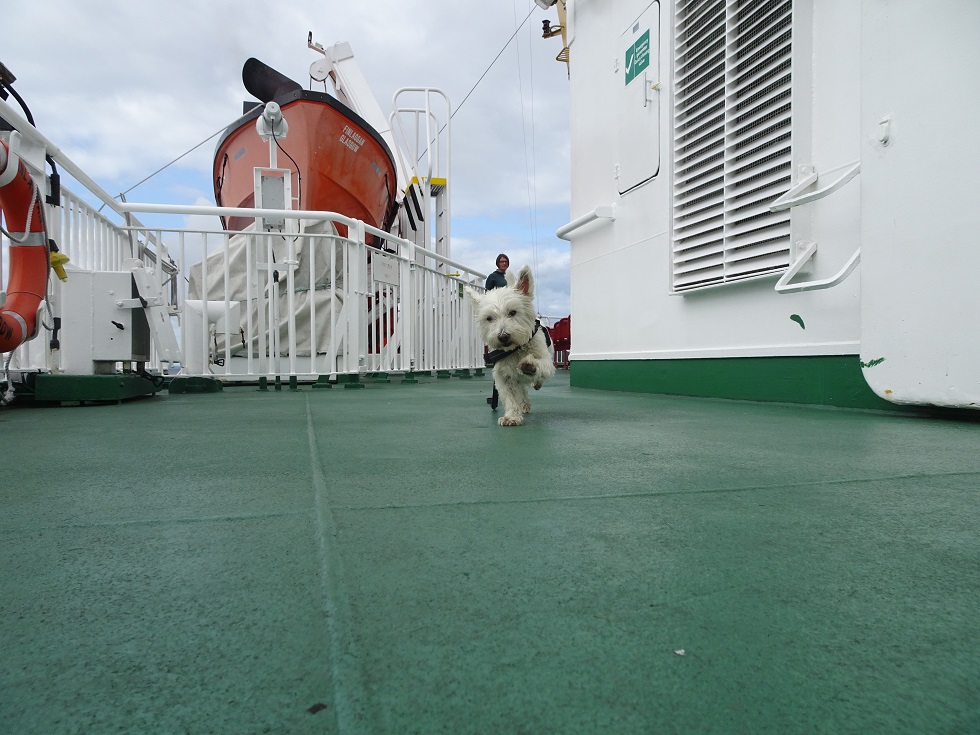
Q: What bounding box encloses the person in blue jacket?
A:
[485,253,509,291]
[483,253,509,409]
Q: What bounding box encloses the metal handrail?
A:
[770,161,861,212]
[775,241,861,294]
[556,204,616,240]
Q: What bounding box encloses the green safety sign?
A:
[625,29,650,85]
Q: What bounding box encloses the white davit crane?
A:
[307,35,408,196]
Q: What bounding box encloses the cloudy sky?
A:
[4,0,572,315]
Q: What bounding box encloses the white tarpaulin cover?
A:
[187,220,346,357]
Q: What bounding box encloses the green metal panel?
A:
[167,376,223,394]
[571,355,898,410]
[31,374,163,403]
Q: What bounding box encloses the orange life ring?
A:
[0,136,49,352]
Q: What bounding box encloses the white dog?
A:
[467,265,556,426]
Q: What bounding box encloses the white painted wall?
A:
[858,0,980,408]
[565,0,866,361]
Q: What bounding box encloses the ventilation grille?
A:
[672,0,793,292]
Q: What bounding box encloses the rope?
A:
[0,177,40,243]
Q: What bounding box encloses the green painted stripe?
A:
[570,355,898,410]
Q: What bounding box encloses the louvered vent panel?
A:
[672,0,793,292]
[673,0,726,289]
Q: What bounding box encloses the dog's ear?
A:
[464,285,484,306]
[514,265,534,298]
[505,270,517,288]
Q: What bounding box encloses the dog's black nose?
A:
[498,332,511,345]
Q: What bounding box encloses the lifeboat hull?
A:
[213,89,397,241]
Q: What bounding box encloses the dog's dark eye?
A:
[486,315,494,322]
[508,310,517,317]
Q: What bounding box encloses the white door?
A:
[859,0,980,408]
[616,1,660,194]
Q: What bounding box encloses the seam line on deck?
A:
[1,509,311,532]
[330,470,980,512]
[306,395,369,734]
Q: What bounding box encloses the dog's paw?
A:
[519,360,537,376]
[499,415,524,426]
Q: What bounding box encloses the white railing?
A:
[390,88,452,256]
[149,210,486,381]
[4,185,488,382]
[1,93,487,384]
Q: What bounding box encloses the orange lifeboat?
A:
[0,136,49,352]
[213,58,397,243]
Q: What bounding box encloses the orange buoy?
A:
[0,136,49,352]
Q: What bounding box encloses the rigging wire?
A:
[110,4,543,270]
[512,0,542,314]
[113,7,537,197]
[109,121,230,206]
[527,16,540,282]
[515,0,541,312]
[410,5,536,168]
[449,6,535,123]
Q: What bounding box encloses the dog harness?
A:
[484,320,552,367]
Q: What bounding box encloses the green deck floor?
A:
[1,371,978,734]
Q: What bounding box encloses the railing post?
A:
[200,235,211,375]
[350,221,368,378]
[307,228,317,379]
[402,242,416,373]
[328,233,339,377]
[286,235,297,377]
